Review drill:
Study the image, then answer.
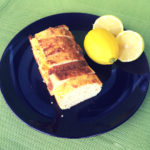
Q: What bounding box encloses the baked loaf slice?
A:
[54,74,102,109]
[48,63,95,95]
[29,25,103,109]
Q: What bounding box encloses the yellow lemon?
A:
[93,15,123,37]
[116,30,145,62]
[84,28,119,65]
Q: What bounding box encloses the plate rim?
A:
[0,12,150,139]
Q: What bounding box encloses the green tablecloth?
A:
[0,0,150,149]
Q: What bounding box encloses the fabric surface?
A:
[0,0,150,149]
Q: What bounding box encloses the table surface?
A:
[0,0,150,149]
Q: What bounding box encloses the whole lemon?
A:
[84,28,119,65]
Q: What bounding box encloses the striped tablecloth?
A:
[0,0,150,149]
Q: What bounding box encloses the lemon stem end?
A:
[110,58,116,63]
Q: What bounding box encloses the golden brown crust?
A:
[53,66,94,80]
[35,25,74,40]
[38,67,49,84]
[28,35,33,40]
[47,78,53,91]
[38,37,82,57]
[54,25,69,30]
[48,60,88,75]
[39,64,49,73]
[46,51,84,66]
[32,48,39,65]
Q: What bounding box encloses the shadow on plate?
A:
[115,52,148,74]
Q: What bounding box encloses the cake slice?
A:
[47,65,95,95]
[54,74,102,109]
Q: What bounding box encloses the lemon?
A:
[116,30,145,62]
[84,28,119,65]
[93,15,123,37]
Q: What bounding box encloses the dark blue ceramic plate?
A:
[0,13,149,138]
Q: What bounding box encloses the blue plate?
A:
[0,13,149,138]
